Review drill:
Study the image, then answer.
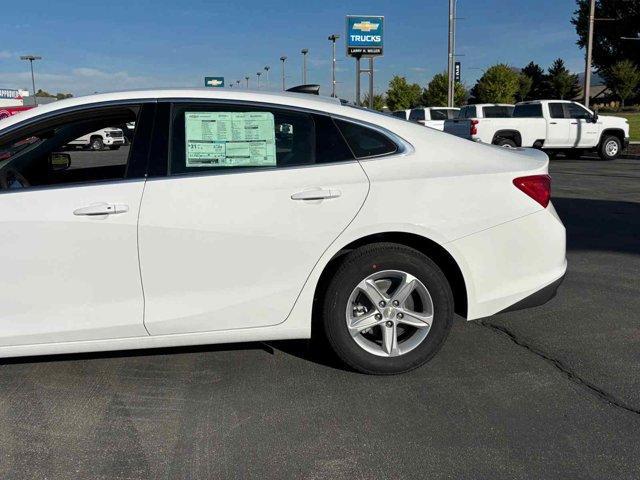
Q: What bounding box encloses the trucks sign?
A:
[346,15,384,57]
[204,77,225,88]
[0,89,21,99]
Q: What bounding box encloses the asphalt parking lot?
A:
[0,154,639,480]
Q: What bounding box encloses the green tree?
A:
[35,89,53,97]
[517,74,534,102]
[521,61,548,99]
[572,0,640,74]
[607,60,640,108]
[56,92,73,100]
[385,76,422,111]
[547,58,580,99]
[474,64,520,103]
[362,92,386,111]
[422,72,466,107]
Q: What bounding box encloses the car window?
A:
[567,103,592,120]
[447,110,460,119]
[0,106,140,191]
[483,106,514,118]
[513,104,543,117]
[334,119,398,159]
[169,105,353,175]
[409,109,425,122]
[392,111,407,119]
[429,109,449,121]
[549,103,566,119]
[463,106,477,118]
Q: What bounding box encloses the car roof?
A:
[0,88,345,131]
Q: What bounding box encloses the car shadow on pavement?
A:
[553,196,640,255]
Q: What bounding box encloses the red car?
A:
[0,105,35,120]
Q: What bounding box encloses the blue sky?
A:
[0,0,584,100]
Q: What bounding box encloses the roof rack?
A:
[286,84,320,95]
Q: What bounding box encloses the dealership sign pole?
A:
[346,15,383,108]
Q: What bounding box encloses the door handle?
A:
[571,122,578,125]
[549,122,558,125]
[73,203,129,216]
[291,189,341,201]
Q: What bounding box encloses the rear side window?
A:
[549,103,565,119]
[513,104,543,118]
[409,109,425,122]
[429,109,449,120]
[462,106,477,118]
[392,111,407,119]
[313,115,354,164]
[334,119,398,159]
[483,106,514,118]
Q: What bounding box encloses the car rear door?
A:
[546,102,572,147]
[138,102,369,335]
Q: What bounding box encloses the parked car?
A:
[0,89,566,374]
[457,103,515,120]
[408,107,460,131]
[0,106,36,120]
[444,100,630,160]
[391,109,410,120]
[66,127,126,150]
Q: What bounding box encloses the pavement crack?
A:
[475,319,640,416]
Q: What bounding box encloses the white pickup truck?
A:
[444,100,630,160]
[67,127,126,151]
[392,107,460,131]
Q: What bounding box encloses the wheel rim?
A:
[92,140,101,150]
[345,270,434,357]
[605,140,618,157]
[501,143,514,149]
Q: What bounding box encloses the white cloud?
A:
[0,51,13,60]
[0,67,167,95]
[410,67,428,73]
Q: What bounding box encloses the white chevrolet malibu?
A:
[0,89,566,374]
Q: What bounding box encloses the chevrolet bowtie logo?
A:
[353,21,379,32]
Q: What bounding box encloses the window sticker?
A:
[185,111,277,168]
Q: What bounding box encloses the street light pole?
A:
[264,66,270,90]
[583,0,595,108]
[447,0,457,108]
[280,56,287,90]
[245,76,250,89]
[301,48,309,84]
[20,55,42,105]
[328,34,340,97]
[256,72,262,90]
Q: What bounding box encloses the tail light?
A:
[470,119,479,136]
[513,175,551,208]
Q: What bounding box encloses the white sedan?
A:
[0,89,566,374]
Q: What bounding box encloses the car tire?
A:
[598,135,621,161]
[322,243,454,375]
[495,138,517,148]
[90,137,104,151]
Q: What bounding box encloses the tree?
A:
[56,93,73,100]
[517,74,534,102]
[547,58,580,99]
[422,72,467,107]
[35,89,52,97]
[521,61,548,99]
[607,60,640,108]
[474,64,520,103]
[362,92,386,111]
[572,0,640,74]
[385,76,422,111]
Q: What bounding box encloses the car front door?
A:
[138,102,370,335]
[0,103,153,346]
[566,102,599,148]
[546,102,572,147]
